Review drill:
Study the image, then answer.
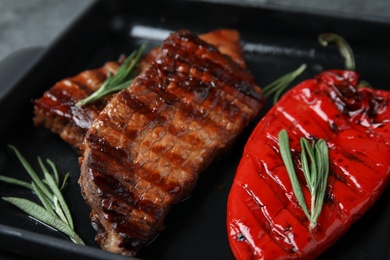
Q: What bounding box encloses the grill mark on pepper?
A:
[273,115,355,200]
[228,69,390,259]
[245,97,380,246]
[281,84,388,189]
[238,172,309,255]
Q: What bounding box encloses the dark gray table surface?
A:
[1,0,390,63]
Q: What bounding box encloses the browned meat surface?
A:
[33,29,246,153]
[33,61,120,152]
[144,29,246,69]
[199,29,246,68]
[79,29,265,256]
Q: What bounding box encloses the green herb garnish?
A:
[262,64,307,104]
[0,145,84,245]
[76,44,146,107]
[278,129,329,231]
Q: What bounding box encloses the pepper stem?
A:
[318,33,355,71]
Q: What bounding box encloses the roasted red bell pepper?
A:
[227,69,390,259]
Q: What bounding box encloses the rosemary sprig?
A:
[0,145,84,245]
[76,44,146,107]
[262,64,307,104]
[278,129,329,231]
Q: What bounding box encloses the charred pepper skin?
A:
[227,70,390,259]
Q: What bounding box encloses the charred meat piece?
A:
[79,29,265,256]
[33,61,120,152]
[33,29,245,153]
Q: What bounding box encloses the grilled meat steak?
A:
[79,29,265,256]
[33,29,245,153]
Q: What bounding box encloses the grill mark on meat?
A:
[86,120,185,199]
[173,49,249,94]
[163,32,262,103]
[94,169,163,222]
[68,79,97,97]
[82,170,160,254]
[118,85,170,123]
[76,69,110,92]
[81,158,157,254]
[164,63,255,122]
[96,62,253,178]
[34,62,120,151]
[87,117,198,195]
[80,30,264,256]
[145,56,254,127]
[85,146,170,219]
[149,45,258,135]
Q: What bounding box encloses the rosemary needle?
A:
[278,129,329,231]
[76,44,146,107]
[0,145,84,245]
